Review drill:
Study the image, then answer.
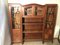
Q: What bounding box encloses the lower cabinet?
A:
[12,29,22,43]
[44,29,53,41]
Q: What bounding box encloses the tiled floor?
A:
[12,39,60,45]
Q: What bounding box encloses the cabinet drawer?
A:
[12,29,22,42]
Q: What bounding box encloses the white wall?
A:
[0,0,11,45]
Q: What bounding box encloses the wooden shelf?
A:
[23,31,43,33]
[22,18,45,23]
[22,16,44,18]
[24,38,42,41]
[22,23,43,25]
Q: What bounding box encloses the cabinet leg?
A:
[11,43,12,45]
[42,41,44,44]
[22,41,24,44]
[22,43,23,45]
[21,42,24,45]
[11,42,13,45]
[52,40,53,43]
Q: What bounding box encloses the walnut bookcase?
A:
[8,3,58,44]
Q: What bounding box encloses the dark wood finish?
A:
[22,4,47,43]
[8,3,58,44]
[43,4,58,42]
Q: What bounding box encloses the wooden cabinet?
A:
[8,3,58,44]
[8,3,22,43]
[44,4,57,42]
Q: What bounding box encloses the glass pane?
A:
[24,8,27,15]
[47,7,55,15]
[35,7,37,15]
[37,7,43,15]
[24,7,32,15]
[27,7,32,15]
[11,7,15,29]
[11,7,20,29]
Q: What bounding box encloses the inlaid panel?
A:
[12,29,22,42]
[44,29,53,40]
